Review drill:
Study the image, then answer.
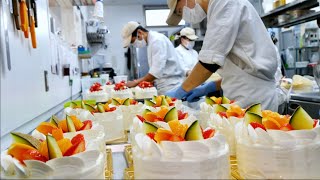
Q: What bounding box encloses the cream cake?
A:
[110,81,133,99]
[131,119,230,179]
[85,82,108,102]
[134,81,158,99]
[1,131,105,179]
[207,104,245,156]
[199,96,235,128]
[111,98,144,131]
[235,106,320,179]
[102,81,115,94]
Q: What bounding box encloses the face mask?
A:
[182,0,206,24]
[186,41,195,50]
[132,34,147,48]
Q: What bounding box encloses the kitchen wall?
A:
[0,0,81,150]
[84,5,182,77]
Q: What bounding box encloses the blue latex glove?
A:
[186,81,217,102]
[165,86,189,100]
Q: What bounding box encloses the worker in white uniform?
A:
[176,27,199,77]
[165,0,279,111]
[121,21,184,95]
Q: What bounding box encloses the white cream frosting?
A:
[64,107,95,121]
[208,113,244,156]
[85,90,109,102]
[111,89,133,99]
[93,108,124,142]
[235,123,320,179]
[118,103,144,131]
[134,87,158,99]
[199,102,232,128]
[132,132,230,179]
[102,85,115,94]
[1,132,106,179]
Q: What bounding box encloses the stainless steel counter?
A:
[288,91,320,118]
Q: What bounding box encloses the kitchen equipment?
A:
[30,0,37,27]
[12,0,20,30]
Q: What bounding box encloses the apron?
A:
[220,59,279,112]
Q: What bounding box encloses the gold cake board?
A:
[105,148,113,180]
[123,145,243,180]
[105,130,129,145]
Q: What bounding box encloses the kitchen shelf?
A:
[78,53,92,59]
[287,45,320,50]
[261,0,320,28]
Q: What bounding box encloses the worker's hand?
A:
[126,80,139,88]
[165,86,190,100]
[186,81,218,102]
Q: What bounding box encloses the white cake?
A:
[102,84,115,94]
[235,123,320,179]
[132,127,230,179]
[111,89,133,99]
[85,90,109,103]
[93,108,125,142]
[118,103,144,131]
[1,131,106,179]
[134,86,157,99]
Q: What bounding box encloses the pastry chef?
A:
[176,27,199,77]
[165,0,280,111]
[121,21,184,95]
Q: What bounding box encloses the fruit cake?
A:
[134,81,158,99]
[110,81,133,99]
[85,82,109,102]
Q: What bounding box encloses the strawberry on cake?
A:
[85,82,108,102]
[111,80,133,99]
[134,81,157,99]
[236,106,320,179]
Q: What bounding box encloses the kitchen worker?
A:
[121,21,184,95]
[165,0,279,111]
[176,27,199,77]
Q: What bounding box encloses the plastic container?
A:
[100,74,109,84]
[114,75,128,83]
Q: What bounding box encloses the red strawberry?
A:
[131,100,138,105]
[230,100,235,104]
[79,120,93,131]
[71,134,85,145]
[136,115,145,122]
[64,139,86,156]
[21,150,48,163]
[169,135,184,142]
[146,132,155,141]
[169,103,175,106]
[314,119,318,128]
[171,98,177,101]
[178,110,188,120]
[108,107,116,112]
[249,122,266,131]
[218,112,227,118]
[280,124,293,131]
[202,128,215,139]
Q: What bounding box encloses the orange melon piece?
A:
[155,96,162,107]
[70,116,84,131]
[36,122,58,135]
[52,128,64,141]
[168,120,188,138]
[57,138,73,155]
[143,112,158,122]
[156,107,169,119]
[8,143,36,162]
[154,128,173,143]
[58,120,68,133]
[262,118,281,130]
[38,141,49,160]
[211,97,222,104]
[104,103,110,111]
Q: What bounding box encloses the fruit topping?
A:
[89,82,102,92]
[111,98,137,106]
[114,81,128,91]
[249,122,266,131]
[106,81,113,85]
[205,96,234,105]
[202,128,216,139]
[141,107,188,123]
[289,106,314,130]
[138,81,154,88]
[46,135,63,159]
[279,124,293,131]
[145,95,176,107]
[10,132,41,149]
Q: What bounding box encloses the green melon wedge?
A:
[214,104,228,113]
[289,106,314,130]
[11,132,41,149]
[144,99,156,106]
[246,103,262,116]
[205,97,215,105]
[66,115,76,132]
[163,107,178,122]
[142,109,152,116]
[123,98,131,106]
[185,120,204,141]
[221,96,231,104]
[112,98,121,106]
[244,112,262,125]
[97,103,105,113]
[49,115,60,127]
[143,122,160,134]
[47,135,63,159]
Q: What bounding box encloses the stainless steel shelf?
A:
[261,0,320,28]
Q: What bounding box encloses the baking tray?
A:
[123,145,243,179]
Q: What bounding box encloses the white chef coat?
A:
[147,31,184,95]
[176,44,198,76]
[199,0,279,111]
